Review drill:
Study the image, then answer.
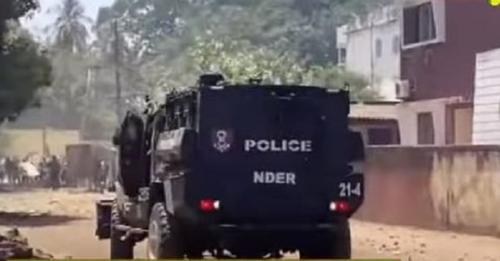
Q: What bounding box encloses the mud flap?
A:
[96,199,114,239]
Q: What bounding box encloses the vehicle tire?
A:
[330,220,351,259]
[300,220,351,259]
[110,202,134,259]
[147,202,184,259]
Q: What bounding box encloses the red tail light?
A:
[200,199,220,212]
[329,201,351,214]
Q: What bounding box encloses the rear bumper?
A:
[95,198,114,239]
[202,222,347,252]
[210,223,339,232]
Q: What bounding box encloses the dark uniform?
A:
[48,156,61,190]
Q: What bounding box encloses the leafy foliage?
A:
[37,0,118,138]
[40,50,87,128]
[0,0,52,123]
[187,37,380,101]
[91,0,389,103]
[50,0,91,53]
[17,0,389,136]
[0,0,39,45]
[189,37,306,85]
[0,30,52,122]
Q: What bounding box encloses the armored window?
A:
[164,108,170,131]
[174,104,182,128]
[166,107,176,130]
[181,103,190,128]
[189,99,198,130]
[185,101,196,129]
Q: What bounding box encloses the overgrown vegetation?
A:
[0,0,52,123]
[4,0,390,139]
[92,0,388,98]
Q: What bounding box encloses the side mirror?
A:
[348,131,365,162]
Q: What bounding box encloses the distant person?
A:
[38,157,48,185]
[4,157,12,184]
[94,160,109,193]
[60,159,68,187]
[5,157,20,185]
[18,158,40,185]
[48,155,61,190]
[0,157,6,184]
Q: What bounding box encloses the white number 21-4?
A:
[339,182,362,197]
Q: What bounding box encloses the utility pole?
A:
[369,13,375,89]
[81,65,100,139]
[113,20,123,121]
[80,67,92,139]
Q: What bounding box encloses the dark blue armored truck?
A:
[95,74,365,259]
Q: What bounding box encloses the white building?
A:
[473,48,500,144]
[337,5,400,101]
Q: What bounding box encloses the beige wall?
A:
[454,107,473,144]
[396,97,463,145]
[0,129,80,157]
[356,145,500,236]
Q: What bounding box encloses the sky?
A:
[21,0,114,41]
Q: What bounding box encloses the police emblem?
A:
[212,129,233,153]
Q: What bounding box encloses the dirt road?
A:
[0,189,499,260]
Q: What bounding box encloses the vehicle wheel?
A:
[147,202,184,259]
[110,202,134,259]
[330,220,351,259]
[300,220,351,259]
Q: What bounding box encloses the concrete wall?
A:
[356,145,500,236]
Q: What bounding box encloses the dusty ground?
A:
[0,188,499,260]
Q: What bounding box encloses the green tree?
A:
[182,0,392,64]
[0,0,38,47]
[98,0,189,57]
[40,49,88,128]
[184,37,379,101]
[188,37,305,85]
[51,0,90,53]
[95,0,390,101]
[0,0,52,123]
[101,0,392,63]
[36,0,94,131]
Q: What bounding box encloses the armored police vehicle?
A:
[95,74,365,259]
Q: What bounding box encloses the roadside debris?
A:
[0,228,53,259]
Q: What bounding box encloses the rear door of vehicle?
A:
[194,86,350,224]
